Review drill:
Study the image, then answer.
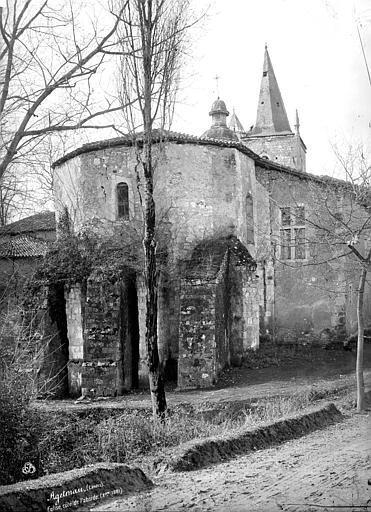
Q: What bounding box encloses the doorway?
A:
[120,275,139,390]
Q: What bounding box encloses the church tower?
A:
[243,46,306,171]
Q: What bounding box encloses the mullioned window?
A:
[280,205,306,260]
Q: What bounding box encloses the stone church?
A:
[47,46,370,397]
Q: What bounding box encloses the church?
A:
[36,46,371,397]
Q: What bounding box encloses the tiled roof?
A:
[52,130,260,167]
[0,235,49,258]
[52,130,352,190]
[0,211,56,235]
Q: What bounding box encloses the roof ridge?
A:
[0,211,56,234]
[52,132,353,190]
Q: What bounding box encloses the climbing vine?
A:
[33,230,143,290]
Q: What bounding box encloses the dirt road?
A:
[36,346,371,414]
[93,413,371,512]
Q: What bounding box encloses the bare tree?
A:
[275,144,371,411]
[335,146,371,411]
[116,0,192,418]
[0,0,134,187]
[0,166,25,225]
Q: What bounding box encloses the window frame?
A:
[116,182,130,220]
[279,205,307,261]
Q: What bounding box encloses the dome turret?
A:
[202,97,238,141]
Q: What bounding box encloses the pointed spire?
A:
[250,46,292,135]
[229,108,245,133]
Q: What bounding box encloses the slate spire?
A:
[229,108,245,133]
[250,45,292,135]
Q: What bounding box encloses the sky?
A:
[171,0,371,178]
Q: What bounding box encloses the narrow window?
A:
[246,193,254,244]
[294,206,305,224]
[281,207,291,227]
[280,228,292,260]
[117,182,129,220]
[294,228,305,259]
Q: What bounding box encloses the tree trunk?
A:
[356,266,367,412]
[141,0,166,419]
[143,156,167,419]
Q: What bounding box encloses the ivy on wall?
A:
[34,232,142,290]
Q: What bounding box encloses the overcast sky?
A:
[171,0,371,178]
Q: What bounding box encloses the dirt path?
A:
[92,413,371,512]
[35,347,371,413]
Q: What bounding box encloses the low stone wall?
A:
[0,463,152,512]
[166,403,343,471]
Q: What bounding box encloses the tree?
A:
[116,0,192,418]
[0,167,26,225]
[347,240,371,411]
[268,139,370,411]
[334,144,371,412]
[0,0,133,187]
[278,144,371,412]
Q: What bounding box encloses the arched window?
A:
[117,182,129,220]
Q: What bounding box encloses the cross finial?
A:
[214,74,220,97]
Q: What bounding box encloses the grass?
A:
[241,342,321,369]
[35,379,349,477]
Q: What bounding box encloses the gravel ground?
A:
[92,413,371,512]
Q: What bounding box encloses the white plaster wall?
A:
[53,156,84,232]
[65,285,84,360]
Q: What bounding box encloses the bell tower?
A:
[243,46,306,171]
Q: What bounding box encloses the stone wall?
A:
[255,180,275,335]
[178,240,259,389]
[256,165,371,343]
[178,277,217,389]
[54,143,260,260]
[64,273,143,397]
[228,263,259,362]
[157,145,257,261]
[83,275,121,396]
[244,133,306,171]
[53,140,271,393]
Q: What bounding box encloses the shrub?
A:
[0,377,42,485]
[38,412,101,474]
[0,306,48,484]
